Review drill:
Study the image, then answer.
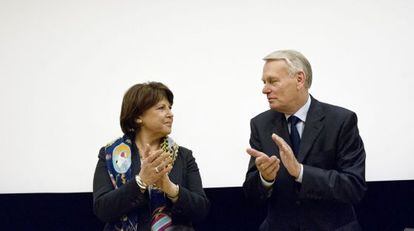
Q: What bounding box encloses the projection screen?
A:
[1,0,413,193]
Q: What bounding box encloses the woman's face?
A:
[138,97,173,138]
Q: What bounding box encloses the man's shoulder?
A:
[315,99,356,118]
[252,109,282,122]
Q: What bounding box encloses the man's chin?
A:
[268,102,280,110]
[270,104,288,114]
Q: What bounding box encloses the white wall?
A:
[1,0,413,193]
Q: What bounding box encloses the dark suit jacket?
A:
[93,140,210,231]
[243,96,367,231]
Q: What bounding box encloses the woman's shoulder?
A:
[105,136,131,147]
[178,146,192,156]
[177,146,199,162]
[97,135,129,158]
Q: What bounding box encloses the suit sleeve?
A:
[243,118,273,205]
[93,147,148,222]
[299,112,367,204]
[170,149,210,223]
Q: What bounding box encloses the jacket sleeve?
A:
[93,147,148,223]
[242,118,273,205]
[170,149,210,223]
[299,112,367,204]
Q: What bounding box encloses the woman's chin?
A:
[162,128,172,136]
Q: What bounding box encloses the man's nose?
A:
[262,84,271,94]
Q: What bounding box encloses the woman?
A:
[93,82,209,231]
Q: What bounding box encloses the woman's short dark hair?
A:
[120,82,174,135]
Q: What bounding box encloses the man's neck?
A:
[286,92,309,115]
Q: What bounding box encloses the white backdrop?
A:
[1,0,413,193]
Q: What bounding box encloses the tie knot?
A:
[288,115,301,125]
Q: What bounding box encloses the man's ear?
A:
[296,71,306,89]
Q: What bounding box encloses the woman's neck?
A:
[134,131,161,152]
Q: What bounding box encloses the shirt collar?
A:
[285,94,311,122]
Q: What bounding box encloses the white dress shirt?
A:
[261,94,311,186]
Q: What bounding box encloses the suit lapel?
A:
[297,97,325,163]
[270,111,290,151]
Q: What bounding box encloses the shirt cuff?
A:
[295,164,303,183]
[260,172,275,187]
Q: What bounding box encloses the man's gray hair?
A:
[263,50,312,89]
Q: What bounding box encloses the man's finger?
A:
[255,155,270,167]
[259,157,276,170]
[271,133,285,146]
[263,161,279,175]
[246,148,265,158]
[262,158,278,171]
[272,133,291,152]
[269,155,280,162]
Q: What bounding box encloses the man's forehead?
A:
[263,61,289,74]
[261,74,279,81]
[264,59,289,69]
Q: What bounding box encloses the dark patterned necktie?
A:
[288,115,301,156]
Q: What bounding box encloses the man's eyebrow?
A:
[262,76,277,81]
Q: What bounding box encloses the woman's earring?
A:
[137,119,143,124]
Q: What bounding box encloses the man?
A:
[243,50,367,230]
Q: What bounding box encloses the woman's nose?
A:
[167,109,173,118]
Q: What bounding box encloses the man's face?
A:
[262,60,300,114]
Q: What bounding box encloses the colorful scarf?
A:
[104,135,179,231]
